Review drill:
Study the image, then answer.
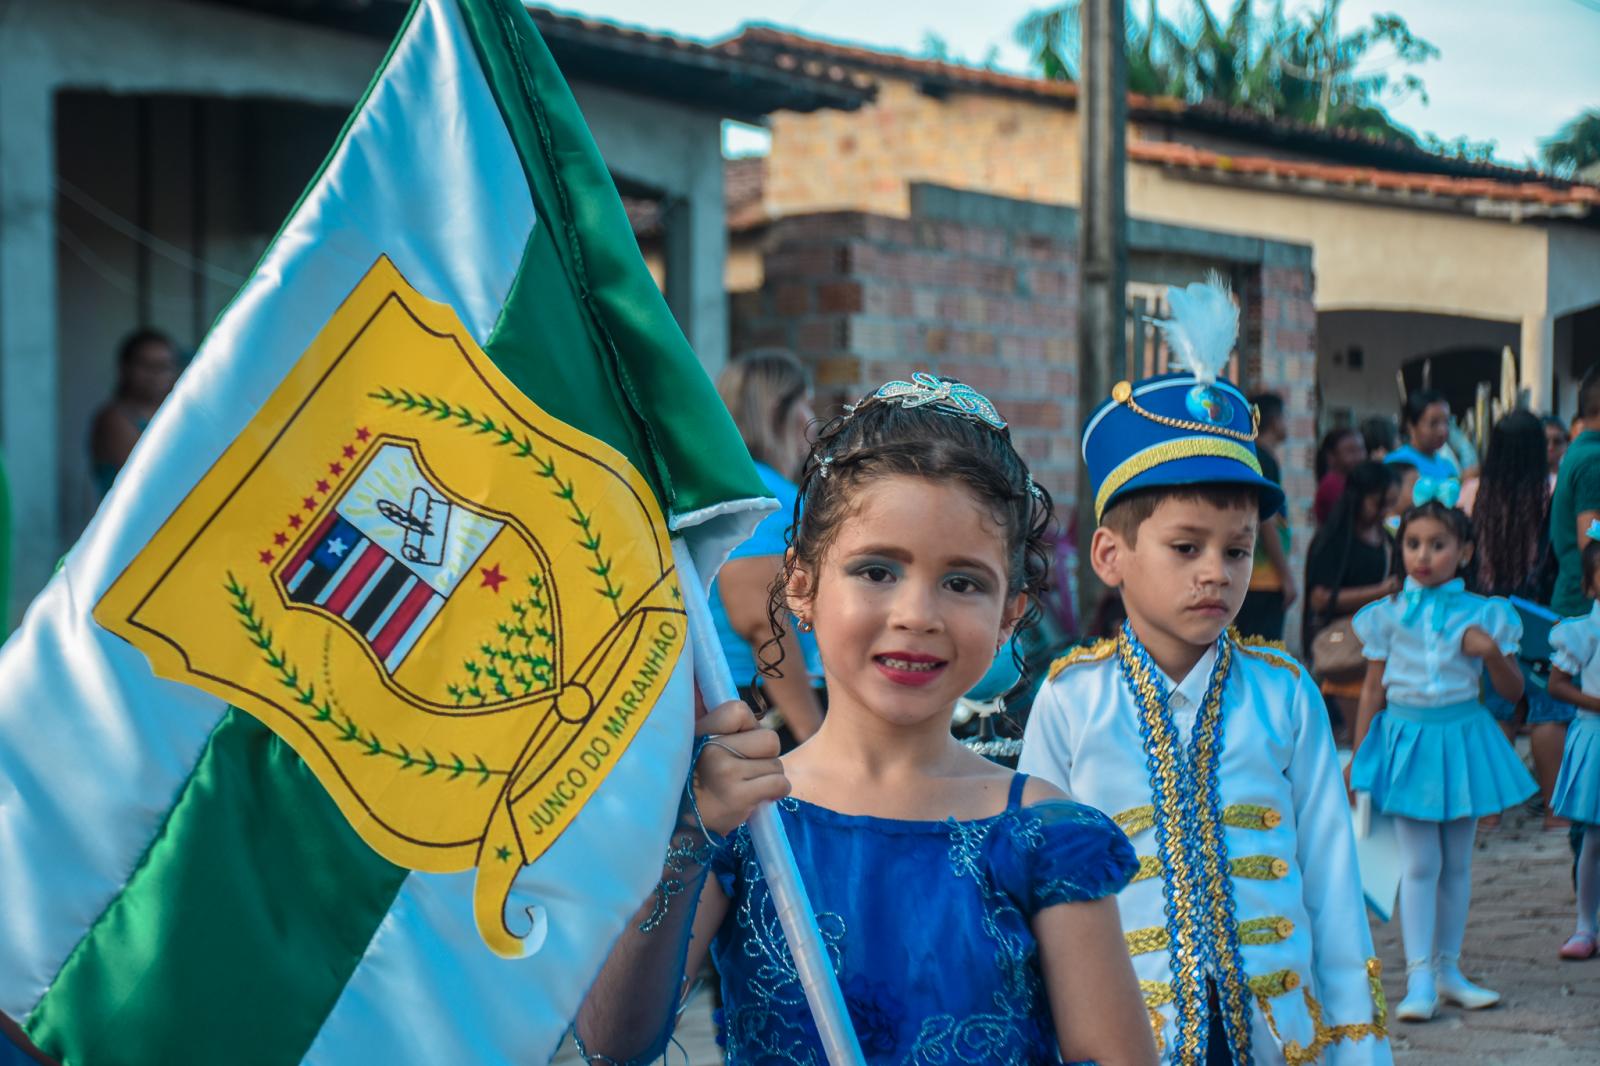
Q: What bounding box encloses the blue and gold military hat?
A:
[1082,277,1285,521]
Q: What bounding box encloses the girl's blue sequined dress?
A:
[709,773,1137,1064]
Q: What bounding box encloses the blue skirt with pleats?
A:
[1351,700,1537,821]
[1553,711,1600,825]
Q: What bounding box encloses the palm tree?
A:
[1015,0,1434,143]
[1541,110,1600,180]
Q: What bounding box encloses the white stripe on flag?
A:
[382,589,446,672]
[287,558,316,594]
[314,541,369,607]
[0,0,536,1021]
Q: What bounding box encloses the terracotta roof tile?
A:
[1130,141,1600,211]
[718,24,1549,183]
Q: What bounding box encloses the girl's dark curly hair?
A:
[1472,410,1549,596]
[759,379,1054,679]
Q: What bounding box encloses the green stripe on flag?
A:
[25,712,407,1064]
[456,0,765,520]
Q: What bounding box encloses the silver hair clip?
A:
[865,372,1008,431]
[816,455,834,479]
[1025,474,1043,501]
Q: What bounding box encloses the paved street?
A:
[1370,801,1599,1065]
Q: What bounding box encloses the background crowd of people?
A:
[1284,375,1600,835]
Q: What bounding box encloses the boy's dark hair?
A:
[1401,388,1448,429]
[1579,364,1600,421]
[1100,484,1262,546]
[1395,500,1474,584]
[1360,415,1398,456]
[1582,539,1600,599]
[1544,414,1568,435]
[763,383,1052,675]
[1251,393,1285,433]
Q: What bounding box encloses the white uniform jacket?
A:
[1019,633,1391,1066]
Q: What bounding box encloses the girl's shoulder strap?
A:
[1007,772,1029,811]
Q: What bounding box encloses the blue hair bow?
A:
[1411,476,1461,509]
[1588,518,1600,541]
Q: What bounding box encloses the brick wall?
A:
[732,188,1318,644]
[733,209,1083,505]
[1240,257,1319,640]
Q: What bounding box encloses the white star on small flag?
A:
[327,537,349,557]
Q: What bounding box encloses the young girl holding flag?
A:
[574,374,1155,1064]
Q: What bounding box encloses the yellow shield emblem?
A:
[95,257,685,957]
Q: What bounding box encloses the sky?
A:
[550,0,1600,168]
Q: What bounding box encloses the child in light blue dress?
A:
[1348,488,1536,1022]
[1546,531,1600,961]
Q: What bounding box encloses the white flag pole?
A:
[676,548,865,1065]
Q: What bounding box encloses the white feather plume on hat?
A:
[1152,272,1238,387]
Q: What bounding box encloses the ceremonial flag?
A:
[0,1,774,1062]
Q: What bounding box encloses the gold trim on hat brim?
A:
[1095,437,1263,520]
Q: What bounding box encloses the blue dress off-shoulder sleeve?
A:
[707,776,1136,1064]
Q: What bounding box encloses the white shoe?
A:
[1395,960,1438,1022]
[1436,954,1499,1009]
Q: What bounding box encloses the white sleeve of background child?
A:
[1484,597,1522,656]
[1549,617,1592,677]
[1286,668,1394,1065]
[1017,680,1073,793]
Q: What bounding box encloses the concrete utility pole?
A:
[1077,0,1127,622]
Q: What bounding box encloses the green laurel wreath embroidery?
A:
[368,387,625,617]
[227,573,509,785]
[447,573,558,706]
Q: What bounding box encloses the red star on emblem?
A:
[355,427,371,442]
[342,444,357,459]
[288,514,303,529]
[329,462,343,476]
[273,531,289,547]
[479,563,507,593]
[302,496,317,511]
[259,549,275,565]
[315,479,330,494]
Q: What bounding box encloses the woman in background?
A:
[1314,426,1367,525]
[711,350,824,744]
[1468,410,1570,828]
[90,328,178,497]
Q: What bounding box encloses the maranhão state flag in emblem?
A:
[0,2,774,1064]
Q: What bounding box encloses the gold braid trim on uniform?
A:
[1113,805,1156,836]
[1223,803,1283,830]
[1238,915,1296,945]
[1118,628,1211,1058]
[1231,632,1302,679]
[1230,854,1291,880]
[1249,969,1302,998]
[1253,960,1389,1066]
[1140,980,1176,1008]
[1125,926,1169,956]
[1048,637,1116,680]
[1189,636,1254,1060]
[1147,1008,1166,1056]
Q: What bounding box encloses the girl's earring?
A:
[797,618,814,634]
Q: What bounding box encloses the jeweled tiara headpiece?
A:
[827,371,1041,499]
[845,371,1007,431]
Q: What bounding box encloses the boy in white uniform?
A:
[1020,281,1390,1066]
